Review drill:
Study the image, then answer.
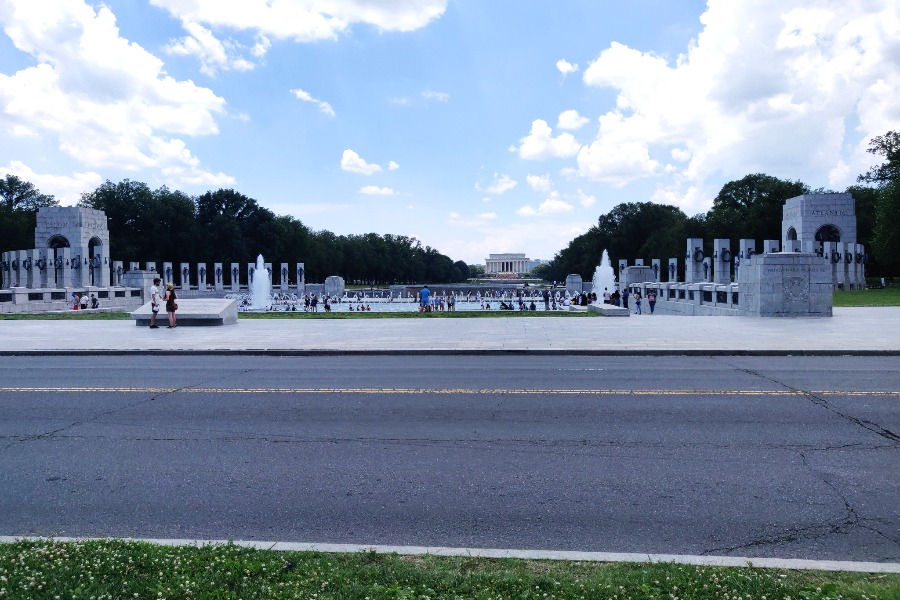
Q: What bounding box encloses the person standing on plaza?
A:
[164,282,178,328]
[603,288,611,304]
[622,288,630,310]
[648,290,657,314]
[149,277,161,328]
[420,285,430,312]
[634,291,642,315]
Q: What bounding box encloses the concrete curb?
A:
[1,349,899,357]
[1,536,897,573]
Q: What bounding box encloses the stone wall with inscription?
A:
[737,252,832,317]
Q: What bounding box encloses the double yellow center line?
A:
[0,387,897,396]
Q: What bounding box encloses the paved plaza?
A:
[1,307,898,354]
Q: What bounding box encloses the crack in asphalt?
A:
[0,368,260,453]
[714,359,900,444]
[703,451,859,558]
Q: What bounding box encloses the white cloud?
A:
[165,20,254,76]
[576,189,596,208]
[479,212,497,219]
[526,173,552,193]
[290,88,335,117]
[515,119,581,160]
[359,185,396,195]
[422,90,449,102]
[0,0,231,187]
[516,191,574,216]
[388,161,400,170]
[340,149,382,175]
[389,96,411,105]
[2,160,102,204]
[556,58,579,76]
[477,172,517,194]
[578,0,900,202]
[557,109,589,130]
[149,0,448,42]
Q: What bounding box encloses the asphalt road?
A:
[0,355,898,562]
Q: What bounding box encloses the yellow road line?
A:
[0,387,898,396]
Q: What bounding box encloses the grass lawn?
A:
[833,286,900,307]
[0,539,897,600]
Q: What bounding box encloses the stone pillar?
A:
[634,259,644,266]
[296,263,305,294]
[651,259,661,283]
[161,262,172,286]
[618,259,627,283]
[279,263,289,292]
[35,250,50,288]
[58,248,72,288]
[841,243,853,290]
[264,262,273,288]
[565,274,583,297]
[24,249,37,288]
[1,252,9,289]
[213,263,224,292]
[113,261,124,286]
[823,242,841,288]
[230,263,241,291]
[197,263,208,291]
[667,258,678,282]
[763,239,780,254]
[129,261,140,272]
[96,246,110,287]
[856,244,866,289]
[786,239,801,252]
[713,239,731,284]
[144,261,157,274]
[179,262,190,290]
[685,238,704,283]
[702,257,712,282]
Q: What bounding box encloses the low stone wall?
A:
[622,282,742,316]
[0,286,145,314]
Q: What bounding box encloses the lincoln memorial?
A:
[485,253,530,275]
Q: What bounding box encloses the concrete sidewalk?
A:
[1,307,898,355]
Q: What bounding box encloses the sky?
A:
[1,1,898,265]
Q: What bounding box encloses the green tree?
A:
[706,174,808,243]
[860,132,900,276]
[858,131,900,185]
[0,174,57,211]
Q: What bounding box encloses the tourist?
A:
[164,282,178,328]
[542,289,550,310]
[603,288,611,304]
[80,294,88,310]
[90,294,99,309]
[634,291,642,315]
[622,288,630,310]
[648,290,657,314]
[149,277,161,328]
[529,301,536,311]
[611,289,620,306]
[448,295,455,311]
[324,297,331,312]
[72,292,79,310]
[420,285,430,312]
[303,295,310,311]
[311,294,318,312]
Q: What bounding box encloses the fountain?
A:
[250,254,271,310]
[591,249,617,301]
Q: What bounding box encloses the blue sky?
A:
[1,1,898,264]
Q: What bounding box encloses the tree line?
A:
[540,132,899,281]
[0,179,470,285]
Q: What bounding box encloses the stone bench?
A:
[587,303,631,317]
[130,298,238,326]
